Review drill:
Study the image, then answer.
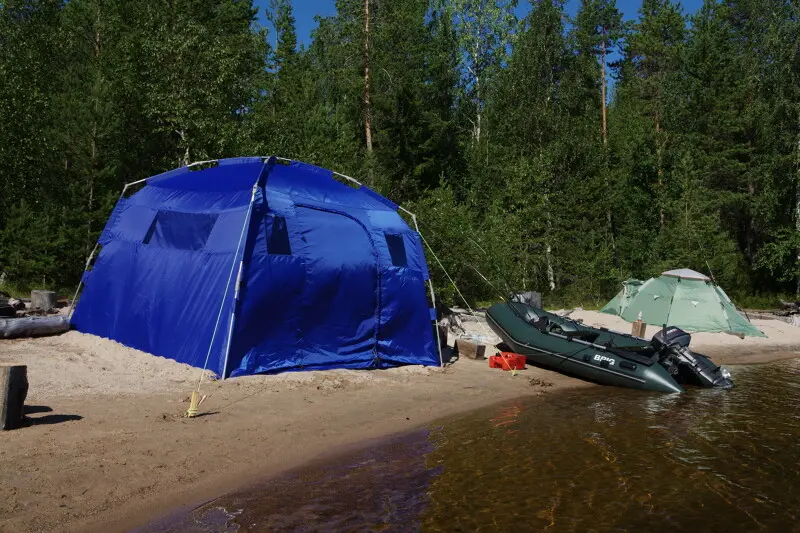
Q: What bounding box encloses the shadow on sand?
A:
[24,405,83,426]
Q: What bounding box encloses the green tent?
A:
[601,269,765,337]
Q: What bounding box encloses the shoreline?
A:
[123,350,800,533]
[2,310,800,532]
[0,340,587,533]
[100,382,582,533]
[129,393,554,533]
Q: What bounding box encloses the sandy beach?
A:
[1,310,799,532]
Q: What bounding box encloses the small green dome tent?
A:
[600,269,765,337]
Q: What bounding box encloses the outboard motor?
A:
[651,327,734,389]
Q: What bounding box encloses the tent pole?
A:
[68,182,136,321]
[221,258,246,380]
[397,205,416,218]
[333,170,364,188]
[413,214,443,367]
[67,242,100,322]
[124,177,148,188]
[218,159,275,379]
[186,159,218,168]
[213,180,260,381]
[266,158,422,218]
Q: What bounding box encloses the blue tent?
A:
[71,157,440,378]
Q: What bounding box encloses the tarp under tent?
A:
[71,157,441,378]
[600,268,765,337]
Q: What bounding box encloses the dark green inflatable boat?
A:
[486,302,733,393]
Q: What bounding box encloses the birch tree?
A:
[446,0,518,143]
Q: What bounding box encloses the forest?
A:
[1,0,799,307]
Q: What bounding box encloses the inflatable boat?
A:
[485,302,733,393]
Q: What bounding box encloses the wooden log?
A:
[30,290,56,312]
[1,364,28,430]
[455,339,486,360]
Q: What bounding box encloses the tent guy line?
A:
[206,180,258,388]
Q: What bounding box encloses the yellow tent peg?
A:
[186,391,200,418]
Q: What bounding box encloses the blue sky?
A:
[254,0,705,46]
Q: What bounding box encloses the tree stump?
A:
[31,290,57,312]
[0,295,14,318]
[437,324,448,348]
[1,365,28,430]
[455,339,486,360]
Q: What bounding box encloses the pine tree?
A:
[743,0,800,293]
[571,0,624,260]
[573,0,624,146]
[2,0,800,302]
[624,0,686,229]
[0,0,63,287]
[483,0,568,293]
[54,0,124,269]
[0,0,61,212]
[268,0,297,69]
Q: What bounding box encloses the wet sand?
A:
[1,311,799,532]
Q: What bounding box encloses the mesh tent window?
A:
[143,211,218,251]
[266,215,291,255]
[385,234,407,267]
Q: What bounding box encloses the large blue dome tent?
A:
[70,157,442,378]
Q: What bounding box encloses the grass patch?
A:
[0,279,75,299]
[0,280,32,299]
[732,293,795,310]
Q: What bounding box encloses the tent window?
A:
[266,215,291,255]
[385,233,407,267]
[143,211,217,251]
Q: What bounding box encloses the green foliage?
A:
[443,0,518,142]
[0,200,65,288]
[1,0,799,307]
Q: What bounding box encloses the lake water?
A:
[143,359,800,532]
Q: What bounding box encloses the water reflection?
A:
[139,429,441,533]
[144,360,800,532]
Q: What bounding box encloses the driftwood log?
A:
[512,291,543,309]
[780,300,800,314]
[1,364,28,430]
[31,290,57,312]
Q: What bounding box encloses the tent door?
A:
[295,206,380,365]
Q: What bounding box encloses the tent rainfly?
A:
[70,157,441,378]
[600,268,765,337]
